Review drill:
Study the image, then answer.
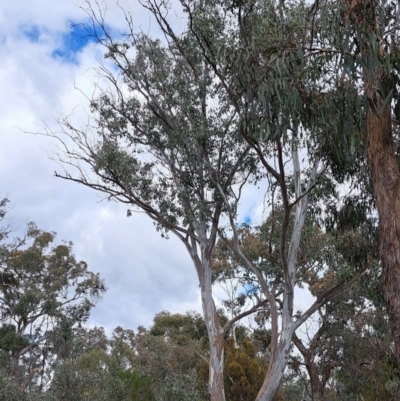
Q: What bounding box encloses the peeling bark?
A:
[254,153,322,401]
[256,324,295,401]
[189,236,226,401]
[201,278,226,401]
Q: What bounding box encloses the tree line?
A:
[0,196,397,400]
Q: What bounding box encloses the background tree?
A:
[223,338,270,401]
[335,303,398,400]
[148,310,284,401]
[0,221,105,391]
[0,198,10,243]
[289,191,380,400]
[142,311,209,400]
[47,326,154,401]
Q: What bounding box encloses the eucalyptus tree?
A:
[0,222,105,391]
[48,1,367,400]
[0,373,28,401]
[285,195,381,400]
[144,1,367,400]
[50,2,267,400]
[212,202,379,400]
[47,326,154,401]
[290,270,397,401]
[291,281,386,401]
[334,0,400,370]
[272,0,400,372]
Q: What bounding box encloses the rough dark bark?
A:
[365,93,400,366]
[292,331,333,401]
[343,0,400,376]
[356,0,400,368]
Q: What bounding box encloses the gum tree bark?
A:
[254,151,325,401]
[346,0,400,369]
[365,78,400,363]
[186,229,226,401]
[214,143,346,401]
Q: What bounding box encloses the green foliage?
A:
[0,325,29,353]
[0,218,106,390]
[224,338,267,401]
[0,198,10,243]
[155,374,203,401]
[48,347,155,401]
[150,310,208,346]
[117,371,154,401]
[334,304,400,400]
[0,373,28,401]
[75,23,255,235]
[47,319,205,401]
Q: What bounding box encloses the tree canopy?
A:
[0,209,106,392]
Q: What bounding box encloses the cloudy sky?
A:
[0,0,312,334]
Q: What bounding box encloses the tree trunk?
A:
[195,253,226,401]
[255,153,318,401]
[201,283,225,401]
[255,323,294,401]
[347,0,400,374]
[308,365,325,401]
[365,93,400,367]
[207,329,225,401]
[363,56,400,379]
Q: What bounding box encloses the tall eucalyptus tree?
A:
[50,3,266,399]
[143,1,364,400]
[49,1,362,400]
[292,0,400,371]
[339,0,400,370]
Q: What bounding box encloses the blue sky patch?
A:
[52,21,99,63]
[243,215,252,226]
[242,282,258,296]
